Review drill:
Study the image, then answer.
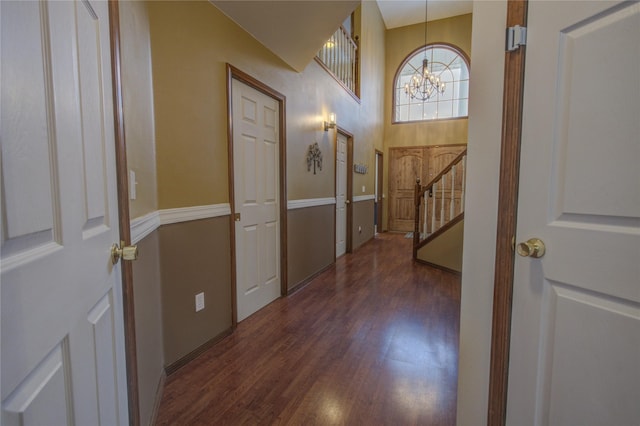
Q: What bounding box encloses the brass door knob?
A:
[111,241,138,264]
[345,199,351,204]
[516,238,545,258]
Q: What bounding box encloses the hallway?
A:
[156,233,461,425]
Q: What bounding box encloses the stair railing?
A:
[316,25,359,98]
[413,149,467,258]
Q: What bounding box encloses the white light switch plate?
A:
[195,292,205,312]
[129,170,137,200]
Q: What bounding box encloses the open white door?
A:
[232,78,281,322]
[508,1,640,424]
[1,1,128,424]
[336,132,347,257]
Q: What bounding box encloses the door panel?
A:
[507,2,640,424]
[2,343,72,425]
[233,79,281,322]
[1,1,127,424]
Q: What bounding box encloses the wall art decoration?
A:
[307,142,323,174]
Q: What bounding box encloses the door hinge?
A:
[506,25,527,51]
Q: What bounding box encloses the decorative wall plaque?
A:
[307,142,323,174]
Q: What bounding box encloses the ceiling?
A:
[209,0,472,72]
[376,0,473,29]
[211,0,360,72]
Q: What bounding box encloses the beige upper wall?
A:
[120,1,158,218]
[381,13,472,230]
[384,13,472,149]
[147,0,386,208]
[352,2,386,196]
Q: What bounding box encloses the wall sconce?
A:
[324,113,336,131]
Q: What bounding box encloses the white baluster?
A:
[451,166,456,219]
[440,175,445,229]
[460,155,466,212]
[336,29,344,81]
[431,183,437,233]
[423,190,428,237]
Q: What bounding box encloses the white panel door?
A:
[1,1,128,425]
[336,133,347,257]
[232,79,281,322]
[507,2,640,425]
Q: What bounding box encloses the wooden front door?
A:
[388,147,426,232]
[1,1,128,423]
[232,78,281,322]
[506,1,640,423]
[388,145,466,232]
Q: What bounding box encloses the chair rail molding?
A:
[353,195,375,203]
[131,211,161,244]
[130,204,232,243]
[287,198,336,210]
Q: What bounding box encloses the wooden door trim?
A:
[336,128,354,254]
[108,1,140,425]
[488,0,528,424]
[226,64,288,327]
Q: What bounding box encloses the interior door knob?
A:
[516,238,545,258]
[345,199,350,204]
[111,241,138,264]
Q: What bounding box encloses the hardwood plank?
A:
[156,233,461,425]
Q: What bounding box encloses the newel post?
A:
[413,178,421,259]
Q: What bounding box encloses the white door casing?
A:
[232,79,281,322]
[507,2,640,425]
[1,1,128,425]
[336,132,347,257]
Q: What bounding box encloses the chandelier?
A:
[404,0,446,101]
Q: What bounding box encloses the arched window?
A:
[394,44,469,122]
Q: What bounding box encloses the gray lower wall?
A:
[352,199,375,250]
[131,230,164,426]
[132,201,365,416]
[417,219,464,273]
[159,216,232,366]
[287,204,336,291]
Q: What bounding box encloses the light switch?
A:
[195,292,205,312]
[129,170,137,200]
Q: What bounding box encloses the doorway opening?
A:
[226,64,288,325]
[375,150,384,234]
[335,128,353,258]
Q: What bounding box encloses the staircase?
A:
[412,149,467,273]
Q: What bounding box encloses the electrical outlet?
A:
[362,185,366,193]
[195,292,205,312]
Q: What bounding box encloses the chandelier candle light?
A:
[404,0,446,101]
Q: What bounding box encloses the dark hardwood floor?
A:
[156,232,461,425]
